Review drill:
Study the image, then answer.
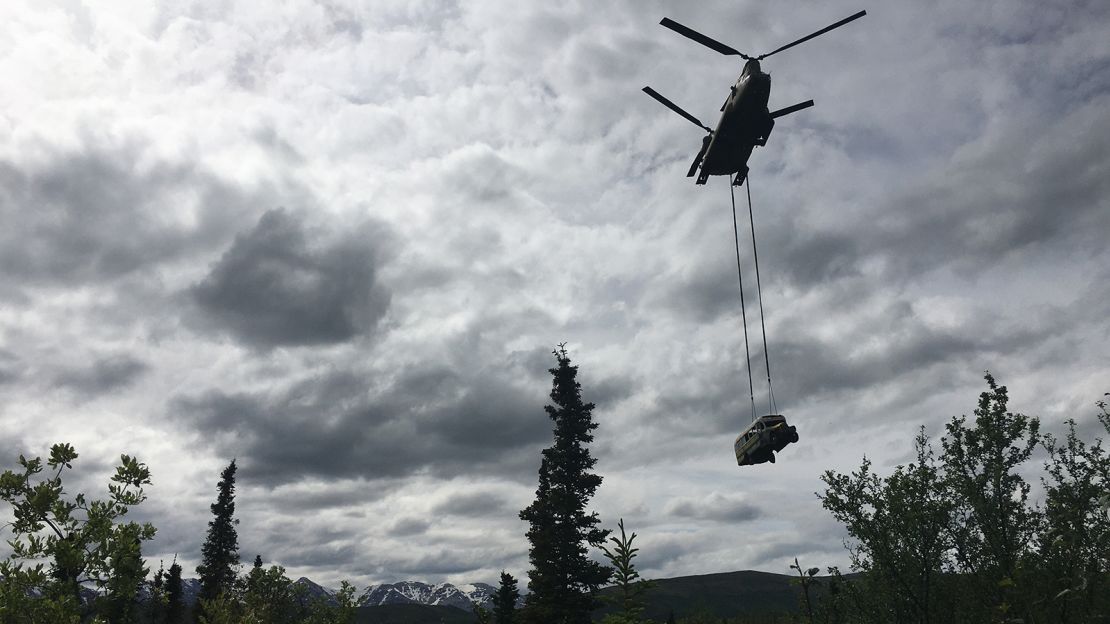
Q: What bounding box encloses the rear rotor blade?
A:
[687,135,712,177]
[769,99,814,118]
[660,17,749,58]
[758,10,866,60]
[643,86,711,132]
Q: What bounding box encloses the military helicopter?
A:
[643,10,866,185]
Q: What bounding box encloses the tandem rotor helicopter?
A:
[643,10,866,186]
[641,10,867,467]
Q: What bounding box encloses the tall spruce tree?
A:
[196,460,240,612]
[519,345,611,624]
[166,559,184,624]
[149,560,167,624]
[493,571,520,624]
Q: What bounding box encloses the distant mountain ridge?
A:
[360,580,496,611]
[163,577,498,611]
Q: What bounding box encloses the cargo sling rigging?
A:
[729,174,777,422]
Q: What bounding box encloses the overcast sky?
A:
[1,0,1108,590]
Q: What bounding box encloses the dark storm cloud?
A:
[665,493,762,524]
[190,208,392,348]
[662,96,1110,320]
[772,299,1064,402]
[633,534,702,573]
[0,143,253,288]
[0,349,20,386]
[662,260,739,324]
[235,521,368,570]
[278,543,361,569]
[505,346,560,383]
[751,539,844,570]
[856,97,1110,283]
[658,224,861,325]
[431,491,510,518]
[388,517,432,537]
[376,548,502,577]
[51,354,148,397]
[583,373,638,409]
[262,479,403,513]
[778,231,862,289]
[651,294,1069,437]
[170,362,550,487]
[0,434,27,467]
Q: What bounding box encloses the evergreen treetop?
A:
[493,570,520,624]
[520,345,611,624]
[197,459,240,607]
[166,559,185,624]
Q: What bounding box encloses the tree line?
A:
[2,349,1107,624]
[806,376,1110,624]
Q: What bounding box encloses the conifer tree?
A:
[149,560,167,624]
[600,519,655,624]
[196,460,240,614]
[166,559,184,624]
[519,345,611,624]
[493,571,520,624]
[246,555,263,597]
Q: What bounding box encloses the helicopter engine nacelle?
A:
[754,116,774,147]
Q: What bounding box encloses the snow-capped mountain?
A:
[10,573,517,613]
[180,577,203,605]
[359,580,498,611]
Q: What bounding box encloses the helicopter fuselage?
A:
[698,60,773,184]
[644,10,864,186]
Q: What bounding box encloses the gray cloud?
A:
[665,492,762,524]
[259,479,403,513]
[170,360,551,487]
[0,144,252,288]
[51,354,148,397]
[431,491,510,518]
[375,548,508,578]
[868,98,1110,281]
[190,208,393,348]
[0,349,20,386]
[388,517,432,537]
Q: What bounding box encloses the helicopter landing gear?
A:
[696,170,710,185]
[732,165,748,186]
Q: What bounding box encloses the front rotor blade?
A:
[759,10,866,60]
[643,86,711,131]
[769,99,814,118]
[660,17,747,57]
